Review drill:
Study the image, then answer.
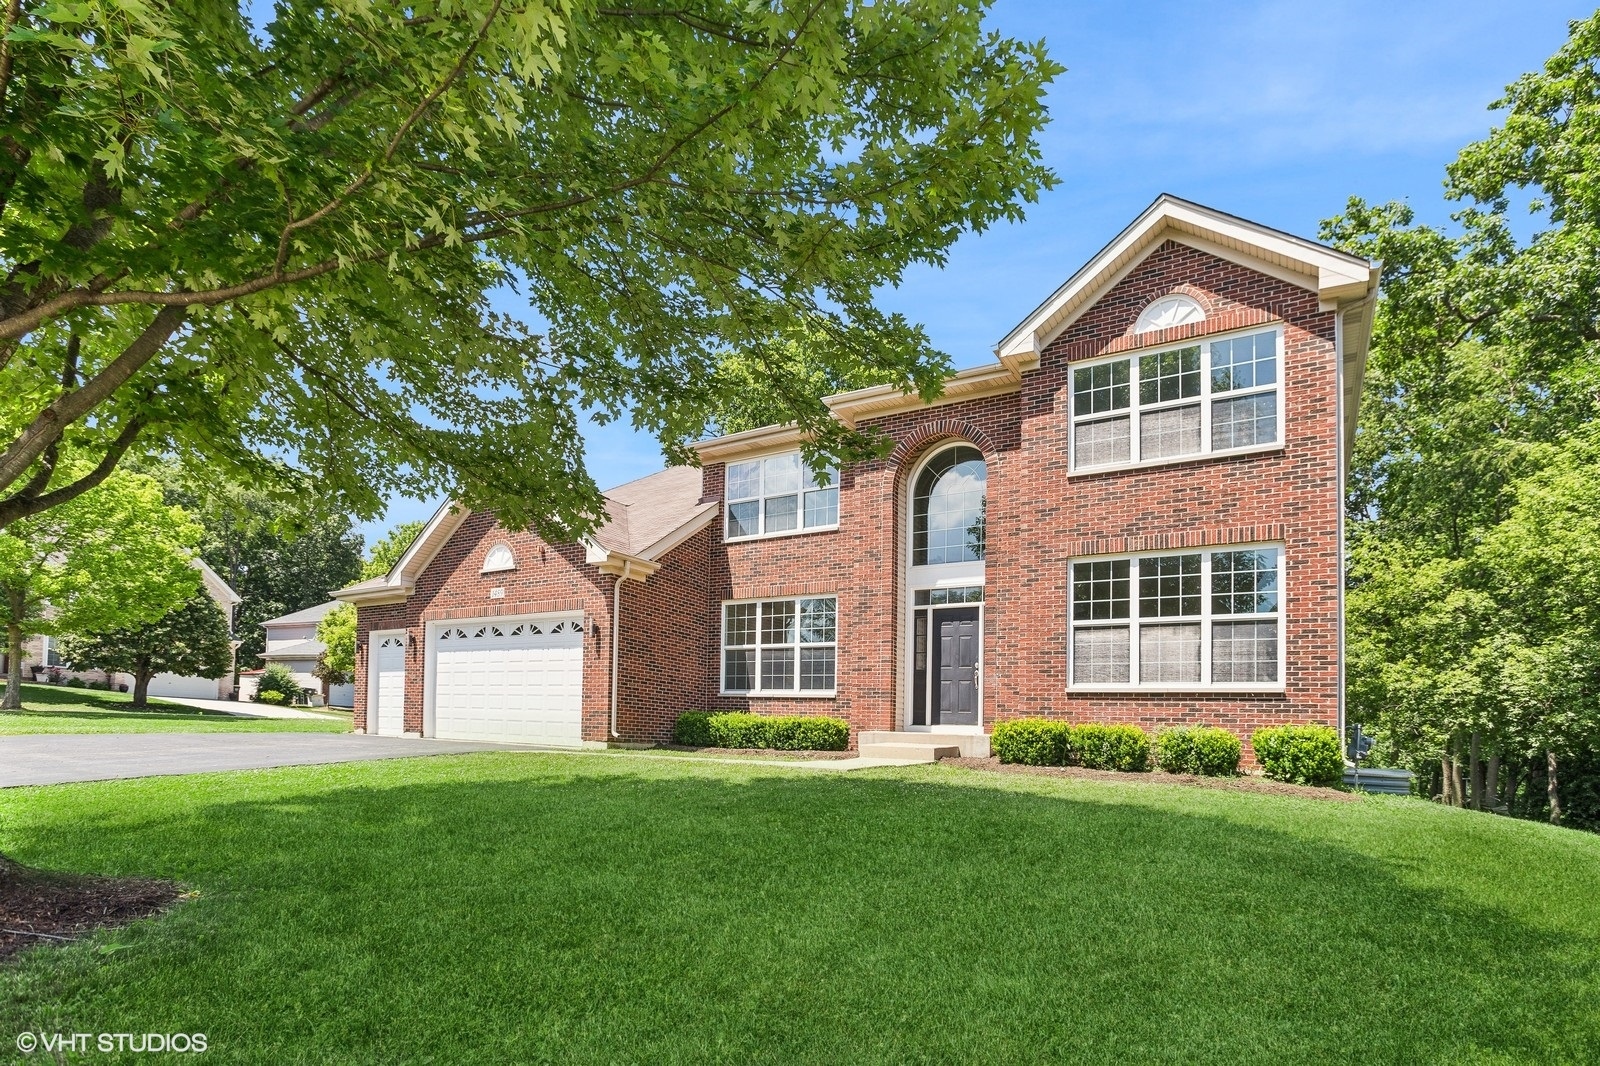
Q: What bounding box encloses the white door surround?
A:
[904,442,987,734]
[424,612,585,747]
[369,631,408,736]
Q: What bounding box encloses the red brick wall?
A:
[354,240,1344,764]
[353,513,614,737]
[699,240,1342,763]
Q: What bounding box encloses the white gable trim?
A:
[995,194,1375,362]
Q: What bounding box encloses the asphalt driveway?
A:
[0,733,540,788]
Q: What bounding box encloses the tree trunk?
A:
[2,620,22,710]
[132,668,153,708]
[1485,754,1500,811]
[1469,732,1483,811]
[1547,750,1562,827]
[1500,761,1519,813]
[1438,757,1452,804]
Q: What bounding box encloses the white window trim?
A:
[1068,324,1286,475]
[723,451,841,543]
[719,595,838,697]
[480,542,516,574]
[1067,542,1286,694]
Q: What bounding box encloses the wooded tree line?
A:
[1328,11,1600,829]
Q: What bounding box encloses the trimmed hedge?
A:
[671,711,849,751]
[1072,723,1152,772]
[1155,726,1243,777]
[1252,724,1344,786]
[992,718,1074,765]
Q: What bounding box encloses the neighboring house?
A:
[238,600,353,707]
[5,558,242,699]
[336,196,1379,762]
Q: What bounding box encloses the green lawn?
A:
[3,754,1598,1064]
[0,682,349,734]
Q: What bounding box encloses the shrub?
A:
[1155,727,1242,776]
[672,711,715,747]
[255,664,300,704]
[1071,723,1152,772]
[64,676,87,688]
[1252,725,1344,787]
[992,718,1073,765]
[671,711,849,751]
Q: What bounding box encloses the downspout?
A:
[609,561,636,739]
[1334,305,1349,749]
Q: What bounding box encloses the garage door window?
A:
[722,597,836,695]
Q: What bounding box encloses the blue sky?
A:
[357,0,1587,544]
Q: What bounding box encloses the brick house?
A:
[335,196,1378,761]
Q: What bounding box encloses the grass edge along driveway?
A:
[0,682,348,734]
[3,751,1599,1064]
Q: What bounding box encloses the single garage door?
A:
[145,673,221,700]
[430,616,584,746]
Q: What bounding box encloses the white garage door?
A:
[146,673,221,699]
[371,634,407,736]
[431,616,584,747]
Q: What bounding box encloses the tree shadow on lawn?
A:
[3,756,1597,1065]
[0,683,224,717]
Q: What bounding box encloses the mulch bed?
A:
[943,756,1357,802]
[0,859,182,961]
[648,744,856,760]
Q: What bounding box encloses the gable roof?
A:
[995,193,1377,362]
[262,600,341,628]
[333,467,715,606]
[694,194,1380,463]
[194,558,242,609]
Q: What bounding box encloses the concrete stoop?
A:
[857,731,989,763]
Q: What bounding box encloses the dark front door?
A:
[931,606,980,726]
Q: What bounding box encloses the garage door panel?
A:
[431,616,584,747]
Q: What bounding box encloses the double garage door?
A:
[428,615,585,747]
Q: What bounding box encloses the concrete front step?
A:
[857,731,990,761]
[857,743,962,763]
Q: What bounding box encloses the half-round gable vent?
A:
[1135,294,1206,334]
[481,543,516,573]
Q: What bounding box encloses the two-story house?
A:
[335,196,1378,761]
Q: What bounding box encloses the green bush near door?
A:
[992,719,1152,772]
[991,719,1073,765]
[671,711,850,751]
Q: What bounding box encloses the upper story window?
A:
[912,444,986,566]
[725,452,838,541]
[1070,327,1280,471]
[481,543,515,573]
[1069,546,1283,689]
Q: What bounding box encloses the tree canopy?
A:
[0,0,1060,541]
[59,589,233,706]
[0,466,201,708]
[1327,11,1600,826]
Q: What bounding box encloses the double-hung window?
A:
[722,597,837,694]
[725,452,839,540]
[1070,328,1280,469]
[1069,547,1282,688]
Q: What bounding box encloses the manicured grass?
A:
[3,754,1599,1063]
[0,682,348,734]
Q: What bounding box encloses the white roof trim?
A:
[995,194,1375,361]
[194,557,241,606]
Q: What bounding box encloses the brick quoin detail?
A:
[353,239,1345,765]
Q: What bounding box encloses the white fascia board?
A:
[995,194,1375,360]
[389,499,467,587]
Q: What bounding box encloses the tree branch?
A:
[0,306,184,491]
[0,416,146,529]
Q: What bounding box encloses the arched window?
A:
[912,445,986,566]
[1134,294,1206,334]
[481,543,515,573]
